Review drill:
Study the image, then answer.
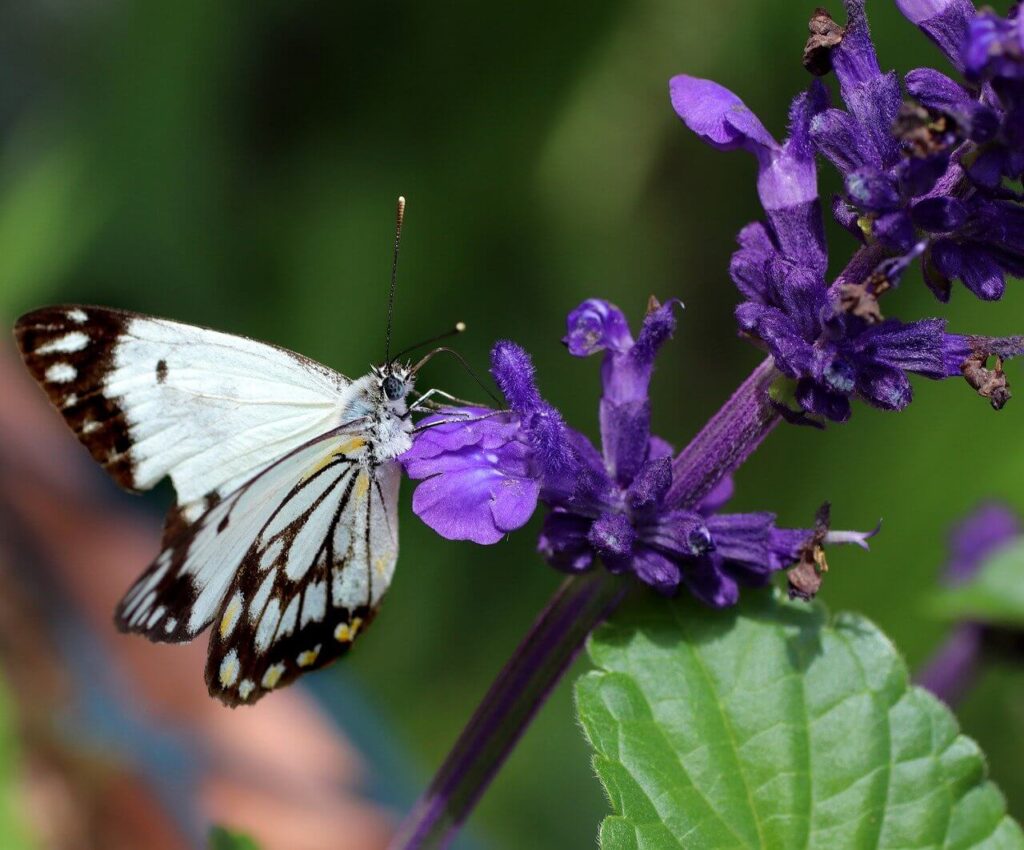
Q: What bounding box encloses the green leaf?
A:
[576,589,1024,850]
[929,539,1024,628]
[208,826,261,850]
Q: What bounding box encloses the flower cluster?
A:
[402,299,870,607]
[670,0,1024,421]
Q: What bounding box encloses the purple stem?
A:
[389,569,628,850]
[391,355,784,849]
[666,356,782,508]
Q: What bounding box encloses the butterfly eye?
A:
[382,374,405,401]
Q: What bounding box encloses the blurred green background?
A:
[1,1,1022,848]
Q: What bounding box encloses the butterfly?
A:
[14,199,457,706]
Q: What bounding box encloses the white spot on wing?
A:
[301,581,327,627]
[259,537,284,570]
[36,331,89,355]
[45,362,77,383]
[276,595,300,640]
[250,568,277,622]
[66,308,88,323]
[165,617,177,634]
[82,420,101,434]
[146,605,166,629]
[238,679,255,700]
[255,598,281,652]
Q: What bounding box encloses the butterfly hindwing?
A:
[115,428,379,645]
[15,306,350,511]
[206,446,401,706]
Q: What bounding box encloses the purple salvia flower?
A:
[401,300,869,605]
[670,8,1024,420]
[917,503,1021,705]
[806,0,1024,302]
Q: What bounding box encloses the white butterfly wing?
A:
[205,444,400,705]
[15,306,350,517]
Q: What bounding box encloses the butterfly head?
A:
[372,362,415,414]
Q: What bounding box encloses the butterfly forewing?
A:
[206,442,401,706]
[15,306,350,511]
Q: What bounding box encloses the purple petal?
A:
[564,299,633,357]
[641,509,713,559]
[588,513,636,559]
[932,240,1007,300]
[735,303,814,377]
[409,440,541,544]
[811,107,879,172]
[896,0,977,69]
[729,222,777,302]
[627,456,673,512]
[796,379,852,421]
[911,196,968,232]
[852,318,950,377]
[904,67,972,113]
[632,546,683,595]
[855,363,914,410]
[845,167,900,211]
[697,475,735,515]
[537,510,594,573]
[669,74,777,154]
[679,555,739,607]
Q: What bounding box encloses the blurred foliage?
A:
[209,826,261,850]
[1,1,1023,848]
[0,674,36,850]
[929,540,1024,626]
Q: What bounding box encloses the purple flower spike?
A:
[406,299,872,605]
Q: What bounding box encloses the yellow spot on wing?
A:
[354,472,370,500]
[219,653,239,687]
[301,437,367,480]
[374,556,387,577]
[334,617,364,643]
[297,646,321,667]
[220,594,243,638]
[261,663,286,690]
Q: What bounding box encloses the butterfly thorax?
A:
[338,364,415,461]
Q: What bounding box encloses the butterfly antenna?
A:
[392,321,467,362]
[411,346,503,407]
[384,195,406,365]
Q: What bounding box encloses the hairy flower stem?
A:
[666,356,782,508]
[389,570,628,849]
[393,356,788,849]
